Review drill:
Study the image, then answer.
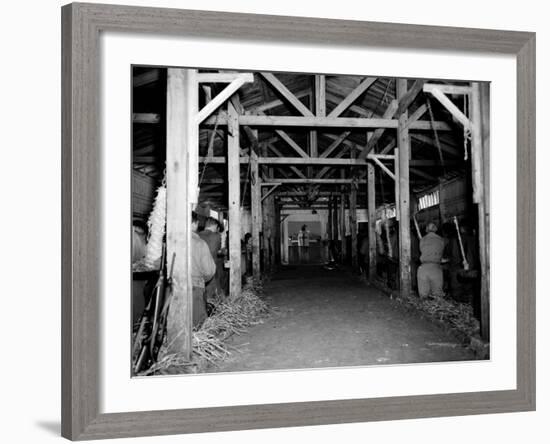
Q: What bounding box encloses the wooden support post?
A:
[269,195,276,269]
[340,191,347,263]
[367,163,377,281]
[473,82,491,341]
[394,148,400,221]
[309,75,325,178]
[227,101,241,298]
[165,68,196,358]
[251,153,262,283]
[350,182,358,269]
[262,193,273,273]
[327,200,333,242]
[332,195,339,244]
[274,200,281,266]
[397,79,412,298]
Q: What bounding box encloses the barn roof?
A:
[132,68,471,210]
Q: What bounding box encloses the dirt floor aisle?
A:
[207,266,476,373]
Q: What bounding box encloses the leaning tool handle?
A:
[453,216,469,270]
[413,214,421,240]
[149,243,167,357]
[160,252,177,320]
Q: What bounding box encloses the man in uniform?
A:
[417,222,445,299]
[191,212,216,326]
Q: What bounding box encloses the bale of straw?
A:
[395,293,480,339]
[140,283,269,375]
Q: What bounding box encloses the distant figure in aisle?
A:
[191,212,216,326]
[199,217,223,304]
[297,224,310,263]
[417,222,445,299]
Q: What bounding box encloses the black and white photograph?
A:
[131,68,490,376]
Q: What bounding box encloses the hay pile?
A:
[140,284,269,375]
[395,294,480,340]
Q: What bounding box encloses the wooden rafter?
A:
[425,85,472,130]
[328,77,377,117]
[266,143,307,178]
[320,132,351,158]
[259,72,314,117]
[405,104,428,127]
[274,130,309,158]
[326,93,373,117]
[359,79,425,158]
[357,100,398,157]
[249,89,310,114]
[196,74,254,124]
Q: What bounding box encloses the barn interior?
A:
[131,67,490,374]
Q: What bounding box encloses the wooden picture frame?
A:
[61,2,535,440]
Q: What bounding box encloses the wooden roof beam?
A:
[328,77,377,117]
[200,114,452,130]
[249,89,310,114]
[259,73,314,117]
[359,79,425,158]
[266,144,307,178]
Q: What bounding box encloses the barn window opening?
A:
[418,190,440,210]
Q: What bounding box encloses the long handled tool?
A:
[453,216,469,270]
[413,214,422,240]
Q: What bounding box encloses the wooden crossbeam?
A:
[200,114,452,130]
[240,115,399,128]
[260,72,314,117]
[328,77,377,117]
[320,132,351,158]
[359,80,424,158]
[249,90,310,114]
[199,156,370,166]
[424,85,472,130]
[326,93,372,117]
[316,145,351,178]
[411,133,460,156]
[371,156,395,180]
[423,83,472,95]
[266,144,307,178]
[396,79,425,115]
[196,74,253,124]
[358,100,399,158]
[261,184,281,202]
[405,104,428,128]
[263,178,367,184]
[274,130,309,158]
[380,140,396,155]
[197,72,254,83]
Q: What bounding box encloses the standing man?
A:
[298,224,310,263]
[199,217,223,304]
[417,222,445,299]
[191,212,216,326]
